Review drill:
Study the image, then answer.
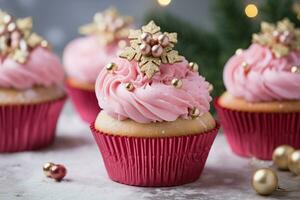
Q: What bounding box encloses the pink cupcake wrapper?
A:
[66,82,100,123]
[215,99,300,160]
[90,122,219,187]
[0,96,67,152]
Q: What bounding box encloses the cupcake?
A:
[91,21,219,186]
[215,19,300,160]
[0,11,66,152]
[63,7,133,123]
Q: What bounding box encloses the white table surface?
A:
[1,101,300,200]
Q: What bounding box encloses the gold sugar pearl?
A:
[235,48,243,55]
[3,14,12,24]
[291,66,300,74]
[106,62,118,73]
[171,78,183,88]
[188,62,199,72]
[7,22,16,32]
[189,107,200,119]
[125,82,134,91]
[241,61,248,68]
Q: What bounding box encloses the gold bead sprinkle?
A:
[189,107,200,119]
[241,61,248,68]
[105,62,118,73]
[188,62,199,72]
[125,82,134,91]
[235,48,243,55]
[291,66,300,74]
[171,78,183,88]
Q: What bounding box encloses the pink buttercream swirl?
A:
[63,36,122,83]
[0,47,64,90]
[96,57,211,123]
[224,44,300,102]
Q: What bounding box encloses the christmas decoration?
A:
[252,19,300,58]
[288,150,300,175]
[50,164,67,182]
[79,7,133,44]
[105,62,118,73]
[0,10,49,64]
[171,78,182,88]
[252,168,278,196]
[43,162,67,181]
[119,21,183,79]
[272,145,295,170]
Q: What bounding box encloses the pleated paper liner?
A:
[0,95,67,152]
[215,99,300,160]
[90,122,219,187]
[66,82,100,123]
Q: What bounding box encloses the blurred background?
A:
[1,0,299,98]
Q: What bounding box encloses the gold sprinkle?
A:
[188,62,199,72]
[291,66,300,73]
[235,48,243,55]
[105,62,118,72]
[171,78,183,88]
[125,82,134,91]
[189,107,200,119]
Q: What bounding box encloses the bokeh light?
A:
[245,4,258,18]
[157,0,172,7]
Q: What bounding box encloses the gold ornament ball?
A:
[272,145,294,170]
[43,162,55,177]
[288,150,300,175]
[252,168,278,196]
[171,78,182,88]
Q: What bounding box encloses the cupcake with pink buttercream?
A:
[63,7,133,123]
[90,21,219,186]
[0,11,66,152]
[215,19,300,160]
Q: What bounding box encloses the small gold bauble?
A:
[171,78,182,88]
[125,82,134,91]
[272,145,294,170]
[235,48,243,55]
[105,62,117,73]
[189,107,200,119]
[252,168,278,196]
[291,66,300,74]
[188,62,199,72]
[288,150,300,175]
[43,162,55,177]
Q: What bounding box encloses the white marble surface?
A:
[1,101,300,200]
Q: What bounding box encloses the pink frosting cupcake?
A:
[0,11,66,152]
[215,19,300,160]
[90,21,219,186]
[63,7,133,123]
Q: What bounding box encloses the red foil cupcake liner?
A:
[66,82,100,123]
[90,123,219,187]
[0,96,67,152]
[215,99,300,160]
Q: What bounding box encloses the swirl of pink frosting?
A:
[0,47,64,90]
[96,57,211,123]
[63,36,121,83]
[224,44,300,102]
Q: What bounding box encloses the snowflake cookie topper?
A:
[79,7,133,44]
[119,20,183,79]
[0,10,49,64]
[252,18,300,58]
